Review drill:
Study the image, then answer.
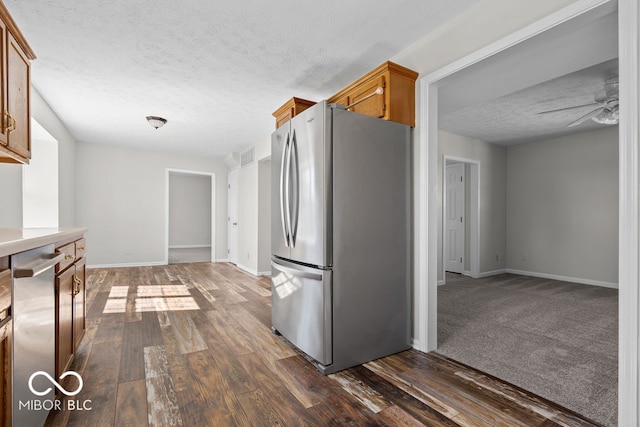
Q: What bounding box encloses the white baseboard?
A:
[168,244,211,249]
[257,271,271,277]
[216,258,230,263]
[506,268,618,289]
[477,268,507,278]
[236,263,259,276]
[87,261,166,268]
[437,279,445,286]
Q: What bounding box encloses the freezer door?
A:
[287,101,331,267]
[271,122,291,259]
[271,258,332,365]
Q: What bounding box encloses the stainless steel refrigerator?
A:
[271,100,410,374]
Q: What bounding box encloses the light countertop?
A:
[0,227,88,258]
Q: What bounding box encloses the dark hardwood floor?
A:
[44,263,600,426]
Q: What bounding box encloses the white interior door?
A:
[228,169,239,264]
[445,163,464,273]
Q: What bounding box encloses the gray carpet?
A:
[437,273,617,426]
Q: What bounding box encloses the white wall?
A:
[31,88,77,226]
[76,142,227,266]
[168,172,211,248]
[506,127,619,286]
[258,159,271,273]
[22,134,59,227]
[237,160,258,272]
[438,131,507,280]
[0,163,22,226]
[236,136,272,276]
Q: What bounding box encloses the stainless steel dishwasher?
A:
[12,244,64,427]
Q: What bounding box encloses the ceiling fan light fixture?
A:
[591,105,619,125]
[146,115,167,129]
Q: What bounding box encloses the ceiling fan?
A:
[535,77,619,127]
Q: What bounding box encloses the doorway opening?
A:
[442,156,479,282]
[417,0,636,423]
[165,169,216,264]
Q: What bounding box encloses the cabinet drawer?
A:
[56,242,76,273]
[75,238,87,259]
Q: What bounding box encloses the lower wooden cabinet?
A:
[73,257,86,350]
[55,238,86,379]
[0,259,10,427]
[55,266,75,377]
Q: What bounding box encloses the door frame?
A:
[442,156,480,282]
[164,168,216,264]
[416,0,638,423]
[227,168,239,265]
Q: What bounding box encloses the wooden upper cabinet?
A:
[348,74,386,119]
[328,61,418,127]
[0,2,35,164]
[6,32,30,160]
[272,97,316,129]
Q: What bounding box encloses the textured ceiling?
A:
[440,59,619,145]
[439,9,618,146]
[4,0,479,158]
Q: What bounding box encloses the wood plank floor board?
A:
[167,311,208,355]
[204,309,255,356]
[190,310,256,396]
[115,379,148,427]
[236,352,322,426]
[344,364,460,426]
[144,345,183,427]
[44,263,602,427]
[273,354,331,409]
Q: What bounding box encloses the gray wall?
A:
[76,142,227,266]
[438,127,619,287]
[168,172,211,248]
[506,127,618,285]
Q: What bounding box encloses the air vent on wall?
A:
[241,148,254,168]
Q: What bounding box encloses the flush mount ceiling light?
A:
[146,115,167,129]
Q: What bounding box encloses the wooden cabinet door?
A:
[73,258,86,349]
[0,318,11,427]
[6,32,29,160]
[56,267,74,378]
[0,19,6,149]
[348,75,385,119]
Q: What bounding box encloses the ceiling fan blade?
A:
[566,107,604,127]
[536,102,602,116]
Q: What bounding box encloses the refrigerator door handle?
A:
[290,131,299,248]
[280,132,291,247]
[284,130,294,248]
[271,260,323,281]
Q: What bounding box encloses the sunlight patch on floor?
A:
[103,284,198,313]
